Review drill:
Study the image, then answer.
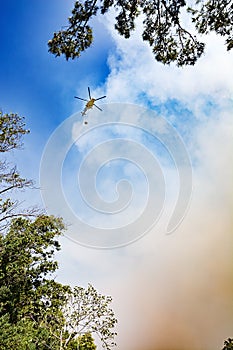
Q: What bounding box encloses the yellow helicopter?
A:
[74,87,106,124]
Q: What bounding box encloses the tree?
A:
[0,109,117,349]
[0,215,67,323]
[44,284,117,349]
[48,0,233,66]
[222,338,233,350]
[0,315,98,349]
[0,110,29,153]
[0,110,38,233]
[0,216,117,349]
[0,314,54,350]
[77,333,97,350]
[0,215,70,349]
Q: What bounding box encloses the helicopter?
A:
[74,87,106,124]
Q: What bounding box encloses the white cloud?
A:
[57,110,233,350]
[55,10,233,350]
[100,12,233,111]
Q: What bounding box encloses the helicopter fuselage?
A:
[86,98,96,109]
[75,87,106,120]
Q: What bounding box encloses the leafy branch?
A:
[48,0,233,66]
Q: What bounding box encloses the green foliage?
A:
[0,109,117,349]
[222,338,233,350]
[48,0,98,60]
[77,332,97,350]
[48,0,233,66]
[0,162,36,232]
[188,0,233,50]
[0,201,117,348]
[0,215,66,323]
[0,215,117,349]
[0,110,37,233]
[0,315,53,349]
[63,284,117,349]
[0,110,29,153]
[141,0,204,66]
[41,284,117,349]
[0,314,92,349]
[0,215,71,350]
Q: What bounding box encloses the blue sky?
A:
[0,0,112,181]
[1,2,233,350]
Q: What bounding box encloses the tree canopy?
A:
[0,110,29,153]
[0,216,117,349]
[0,109,117,349]
[48,0,233,66]
[0,111,38,233]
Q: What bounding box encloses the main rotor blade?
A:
[74,96,88,102]
[88,87,91,99]
[94,104,102,111]
[95,95,106,101]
